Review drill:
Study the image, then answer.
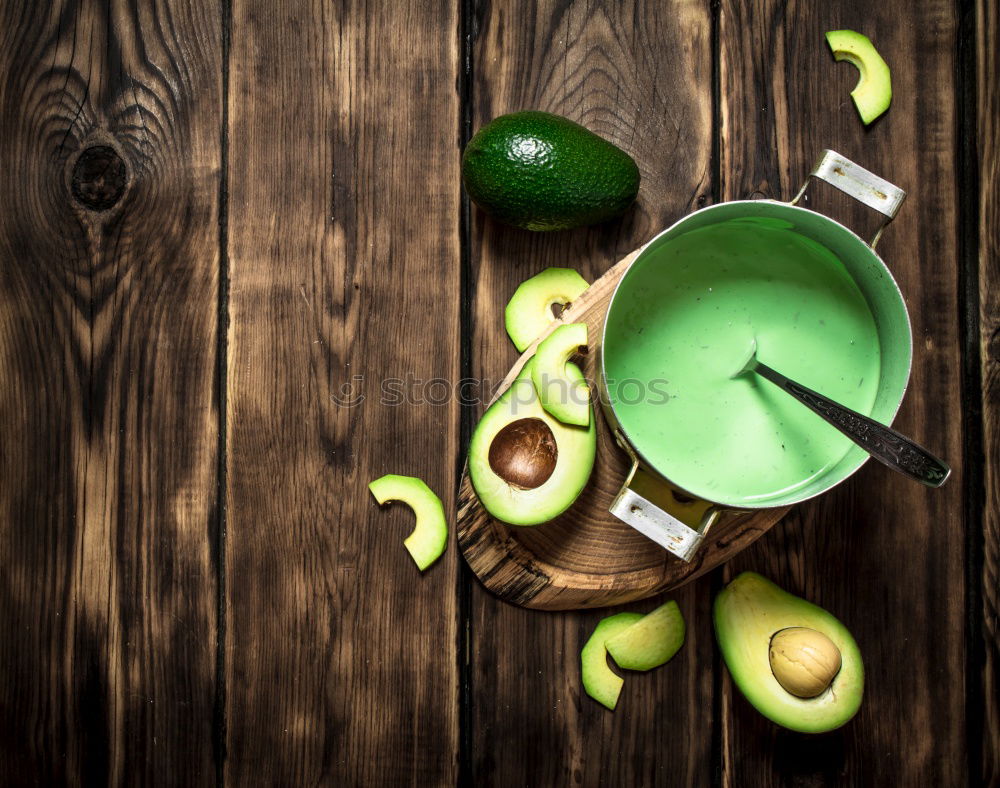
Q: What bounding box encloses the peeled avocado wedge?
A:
[468,357,596,526]
[581,612,643,710]
[505,268,590,352]
[714,572,864,734]
[368,474,448,571]
[826,30,892,125]
[531,323,590,427]
[606,600,686,671]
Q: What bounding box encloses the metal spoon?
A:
[732,339,950,488]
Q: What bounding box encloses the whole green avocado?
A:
[461,111,640,231]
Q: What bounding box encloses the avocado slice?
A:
[468,357,596,526]
[368,474,448,570]
[531,323,590,427]
[826,30,892,124]
[714,572,864,733]
[581,612,643,710]
[606,600,685,671]
[505,268,590,352]
[462,110,641,231]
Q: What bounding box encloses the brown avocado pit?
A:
[488,417,558,490]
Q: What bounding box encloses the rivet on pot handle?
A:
[609,434,720,562]
[789,149,906,248]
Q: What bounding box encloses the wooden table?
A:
[0,1,996,785]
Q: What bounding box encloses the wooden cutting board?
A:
[456,249,790,611]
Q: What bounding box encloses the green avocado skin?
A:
[462,111,640,231]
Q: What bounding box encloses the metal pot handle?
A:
[609,434,720,562]
[789,149,906,248]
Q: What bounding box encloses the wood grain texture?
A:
[457,250,789,610]
[0,0,222,784]
[717,1,968,784]
[977,0,999,781]
[0,1,988,784]
[224,0,461,784]
[465,0,716,782]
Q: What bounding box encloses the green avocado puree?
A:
[604,217,881,505]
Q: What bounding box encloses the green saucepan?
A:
[597,150,912,561]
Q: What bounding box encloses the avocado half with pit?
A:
[714,572,864,733]
[468,356,596,526]
[826,30,891,125]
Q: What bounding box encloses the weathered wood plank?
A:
[717,1,967,783]
[976,0,999,780]
[0,0,222,784]
[224,0,461,783]
[465,1,715,783]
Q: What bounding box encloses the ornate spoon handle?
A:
[752,360,951,488]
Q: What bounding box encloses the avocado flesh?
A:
[469,357,596,526]
[714,572,864,733]
[531,323,590,427]
[505,267,590,352]
[606,600,685,671]
[462,110,640,231]
[368,474,448,571]
[826,30,891,124]
[581,612,643,710]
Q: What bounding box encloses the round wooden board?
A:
[456,250,790,611]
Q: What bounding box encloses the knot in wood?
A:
[71,146,127,211]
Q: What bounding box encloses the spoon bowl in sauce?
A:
[732,338,950,488]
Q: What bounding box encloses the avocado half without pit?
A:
[714,572,863,733]
[469,357,596,526]
[505,267,590,352]
[826,30,892,124]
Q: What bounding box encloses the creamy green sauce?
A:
[604,217,881,505]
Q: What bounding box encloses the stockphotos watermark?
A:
[330,373,672,409]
